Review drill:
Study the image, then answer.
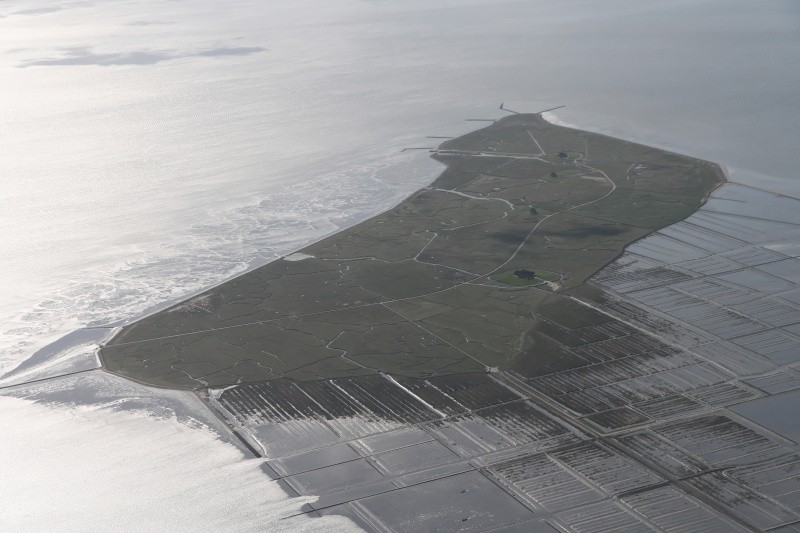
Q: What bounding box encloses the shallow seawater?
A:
[1,0,799,374]
[2,1,800,528]
[733,390,800,445]
[0,372,360,531]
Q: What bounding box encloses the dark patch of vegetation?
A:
[557,225,627,239]
[489,230,529,244]
[513,269,536,280]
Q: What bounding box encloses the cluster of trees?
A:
[513,269,536,280]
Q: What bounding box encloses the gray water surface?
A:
[2,0,798,373]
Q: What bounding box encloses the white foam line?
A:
[382,373,447,419]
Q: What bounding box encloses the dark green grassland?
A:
[100,114,724,389]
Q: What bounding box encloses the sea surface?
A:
[1,0,798,529]
[0,371,357,531]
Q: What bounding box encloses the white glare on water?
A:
[1,0,799,373]
[2,1,798,529]
[0,394,356,532]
